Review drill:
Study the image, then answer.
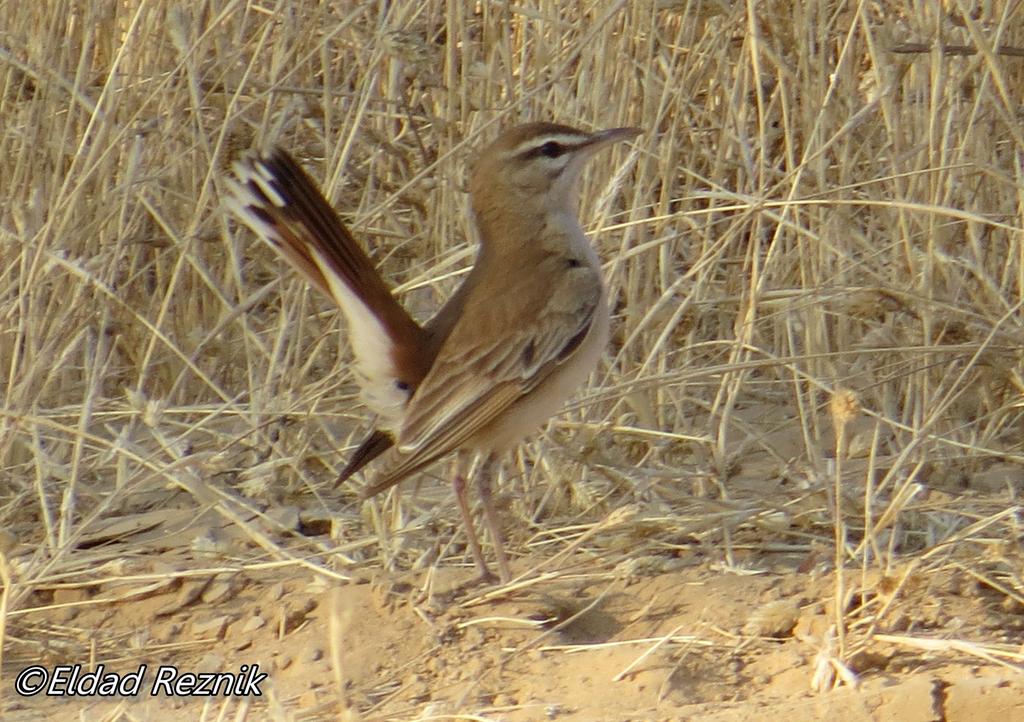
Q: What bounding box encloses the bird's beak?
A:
[586,126,643,148]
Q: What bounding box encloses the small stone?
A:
[201,577,237,604]
[242,615,267,633]
[192,615,230,639]
[52,587,89,622]
[267,505,301,531]
[743,599,800,637]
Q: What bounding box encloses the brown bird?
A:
[226,122,641,582]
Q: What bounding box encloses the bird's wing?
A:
[358,276,602,498]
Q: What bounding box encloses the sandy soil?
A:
[5,480,1023,721]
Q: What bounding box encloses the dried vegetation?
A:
[1,0,1023,719]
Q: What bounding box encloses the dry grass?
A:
[2,0,1024,717]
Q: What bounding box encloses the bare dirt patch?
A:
[5,472,1024,720]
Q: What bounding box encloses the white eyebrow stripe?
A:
[510,133,590,156]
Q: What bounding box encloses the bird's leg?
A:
[475,453,512,583]
[452,451,496,583]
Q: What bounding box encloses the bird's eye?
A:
[539,141,562,158]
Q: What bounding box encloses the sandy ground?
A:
[5,475,1023,721]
